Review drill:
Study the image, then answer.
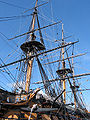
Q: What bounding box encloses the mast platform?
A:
[20,41,45,53]
[56,68,73,76]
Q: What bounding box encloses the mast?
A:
[61,23,66,104]
[25,0,38,93]
[72,46,76,108]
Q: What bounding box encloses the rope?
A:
[0,0,28,9]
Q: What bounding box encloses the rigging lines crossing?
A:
[0,41,79,68]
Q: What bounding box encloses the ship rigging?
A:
[0,0,90,119]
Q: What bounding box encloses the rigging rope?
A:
[0,0,28,9]
[36,57,56,97]
[0,58,21,90]
[0,14,31,22]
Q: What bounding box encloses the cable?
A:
[0,75,12,90]
[0,85,6,90]
[0,14,31,22]
[0,14,31,19]
[0,0,28,9]
[0,32,18,57]
[0,32,22,63]
[0,58,21,89]
[0,32,18,49]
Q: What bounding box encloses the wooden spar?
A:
[61,23,66,104]
[44,53,86,65]
[66,89,90,93]
[24,2,48,13]
[25,0,38,93]
[8,21,62,40]
[25,55,33,93]
[53,89,65,103]
[0,41,79,68]
[33,73,90,84]
[55,35,73,42]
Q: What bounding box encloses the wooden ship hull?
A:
[0,88,90,119]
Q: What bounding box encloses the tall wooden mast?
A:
[25,0,38,93]
[61,23,66,104]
